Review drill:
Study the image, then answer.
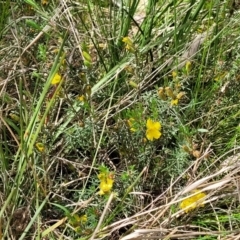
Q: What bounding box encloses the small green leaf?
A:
[25,19,42,30]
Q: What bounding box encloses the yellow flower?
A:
[69,214,87,231]
[80,214,87,223]
[99,179,114,195]
[36,142,45,152]
[122,36,135,52]
[122,36,133,46]
[75,214,87,224]
[51,73,62,85]
[171,98,179,106]
[180,190,206,213]
[98,173,106,181]
[171,92,185,106]
[98,173,114,195]
[146,119,161,141]
[78,95,85,102]
[127,118,136,132]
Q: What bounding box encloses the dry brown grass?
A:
[97,146,240,239]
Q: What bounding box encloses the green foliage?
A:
[0,0,10,40]
[1,0,240,239]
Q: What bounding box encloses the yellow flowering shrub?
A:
[180,190,206,213]
[146,119,162,141]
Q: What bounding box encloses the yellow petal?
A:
[122,37,135,52]
[51,73,62,85]
[146,119,162,141]
[180,190,206,213]
[98,173,114,195]
[146,119,154,129]
[146,130,154,141]
[146,119,161,130]
[152,121,161,130]
[146,129,161,141]
[98,173,105,181]
[152,129,161,139]
[99,179,113,194]
[78,95,85,102]
[171,99,179,106]
[127,118,135,127]
[99,189,105,195]
[122,36,133,46]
